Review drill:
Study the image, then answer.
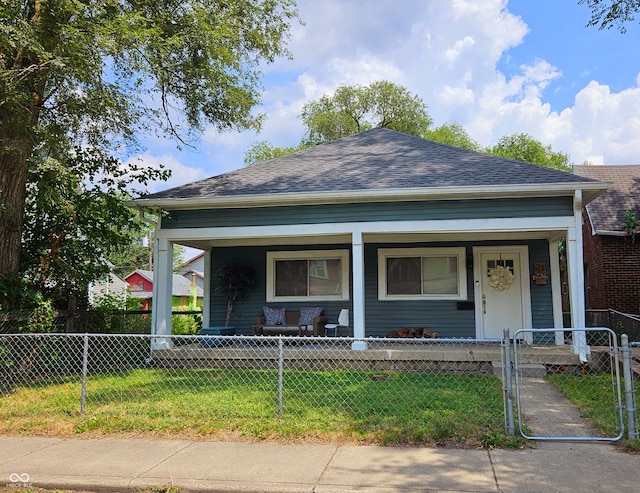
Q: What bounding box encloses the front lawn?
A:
[0,368,521,448]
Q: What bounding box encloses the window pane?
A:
[275,260,308,297]
[386,257,421,294]
[309,259,342,296]
[422,256,458,294]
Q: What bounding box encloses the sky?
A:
[134,0,640,197]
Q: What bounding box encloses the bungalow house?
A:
[175,252,205,290]
[89,270,128,306]
[125,269,204,310]
[573,165,640,315]
[129,128,607,350]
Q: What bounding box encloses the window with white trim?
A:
[266,250,350,302]
[378,247,467,300]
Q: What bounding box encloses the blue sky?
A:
[134,0,640,196]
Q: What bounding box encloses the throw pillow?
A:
[298,306,322,325]
[263,306,286,325]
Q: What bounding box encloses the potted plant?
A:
[215,260,257,327]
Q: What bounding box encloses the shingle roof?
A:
[142,128,597,201]
[574,165,640,233]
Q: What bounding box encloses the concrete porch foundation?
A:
[152,339,609,376]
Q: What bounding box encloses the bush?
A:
[172,307,202,335]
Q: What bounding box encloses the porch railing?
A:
[564,309,640,342]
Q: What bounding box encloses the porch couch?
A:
[253,308,327,336]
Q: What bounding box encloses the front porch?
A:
[152,337,601,376]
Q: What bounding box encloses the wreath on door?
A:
[488,264,515,291]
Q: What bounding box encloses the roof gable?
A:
[138,128,602,204]
[574,164,640,233]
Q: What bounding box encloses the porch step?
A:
[492,362,547,378]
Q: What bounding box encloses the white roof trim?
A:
[594,230,627,237]
[128,182,606,210]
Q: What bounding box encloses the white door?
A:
[474,246,532,340]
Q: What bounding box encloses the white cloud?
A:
[173,0,640,183]
[125,154,207,194]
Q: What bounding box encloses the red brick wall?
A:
[583,212,640,314]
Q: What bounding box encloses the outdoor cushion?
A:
[298,306,323,325]
[263,306,286,325]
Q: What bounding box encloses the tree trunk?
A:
[0,143,30,276]
[0,102,37,309]
[1,0,46,306]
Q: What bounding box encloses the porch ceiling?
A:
[175,230,561,250]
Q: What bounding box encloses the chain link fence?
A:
[2,330,637,445]
[0,333,509,446]
[628,341,640,439]
[571,309,640,342]
[510,328,627,441]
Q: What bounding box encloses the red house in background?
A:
[574,165,640,315]
[125,269,203,310]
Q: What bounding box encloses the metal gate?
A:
[510,328,624,441]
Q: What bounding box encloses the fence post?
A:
[80,333,89,415]
[502,328,515,435]
[277,336,283,418]
[621,334,637,440]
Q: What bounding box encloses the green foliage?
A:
[243,80,433,164]
[580,0,640,33]
[243,141,311,166]
[26,294,56,333]
[88,293,150,333]
[301,80,433,145]
[0,0,300,306]
[20,148,168,306]
[172,309,202,336]
[423,122,482,151]
[623,210,638,241]
[490,133,572,171]
[0,271,37,311]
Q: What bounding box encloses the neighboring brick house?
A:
[574,165,640,315]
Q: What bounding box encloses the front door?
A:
[474,246,532,340]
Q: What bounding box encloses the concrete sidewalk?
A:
[0,436,638,493]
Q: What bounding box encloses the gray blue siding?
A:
[207,240,555,338]
[163,197,573,229]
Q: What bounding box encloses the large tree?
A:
[300,80,433,145]
[490,133,571,171]
[580,0,640,32]
[423,123,482,152]
[244,80,433,164]
[0,0,299,305]
[243,141,310,166]
[18,148,168,307]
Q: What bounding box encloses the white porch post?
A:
[549,239,565,345]
[202,249,212,328]
[151,237,173,349]
[567,190,588,361]
[351,230,367,350]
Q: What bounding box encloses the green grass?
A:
[0,368,521,448]
[548,372,640,450]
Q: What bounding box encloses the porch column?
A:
[151,237,173,349]
[567,190,588,362]
[351,230,367,350]
[202,248,212,328]
[549,239,564,345]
